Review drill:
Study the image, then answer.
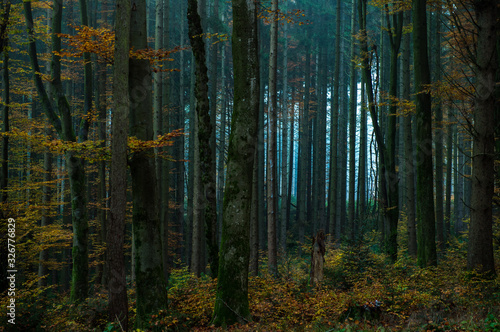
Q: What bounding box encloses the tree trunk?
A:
[267,0,278,277]
[433,7,444,252]
[129,0,167,327]
[384,6,403,261]
[213,0,259,324]
[348,0,357,241]
[329,0,341,242]
[107,0,130,327]
[413,0,437,267]
[402,10,417,257]
[188,0,218,278]
[467,0,497,276]
[280,10,289,253]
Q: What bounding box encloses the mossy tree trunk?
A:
[413,0,437,267]
[188,0,218,278]
[213,0,259,325]
[129,0,167,327]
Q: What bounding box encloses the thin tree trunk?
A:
[280,11,289,252]
[188,0,218,278]
[348,0,357,241]
[434,7,444,252]
[329,0,341,242]
[267,0,278,277]
[402,10,416,257]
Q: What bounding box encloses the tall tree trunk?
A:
[298,38,312,248]
[129,0,167,327]
[348,0,357,241]
[467,0,497,276]
[213,0,259,324]
[384,5,403,261]
[188,0,218,278]
[267,0,278,277]
[329,0,341,242]
[359,0,390,254]
[280,10,289,253]
[434,7,444,252]
[107,0,130,327]
[413,0,437,267]
[313,42,327,234]
[402,10,417,257]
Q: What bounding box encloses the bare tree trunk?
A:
[402,10,416,257]
[188,0,218,278]
[129,0,167,326]
[329,0,341,242]
[107,0,130,327]
[467,0,497,277]
[267,0,278,277]
[413,0,437,267]
[348,0,357,241]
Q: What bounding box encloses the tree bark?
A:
[329,0,341,242]
[188,0,218,278]
[433,7,444,252]
[402,10,417,257]
[413,0,437,267]
[384,4,403,261]
[467,0,497,277]
[213,0,259,325]
[107,0,130,328]
[348,0,357,241]
[129,0,167,327]
[267,0,278,277]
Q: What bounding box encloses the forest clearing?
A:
[0,0,498,330]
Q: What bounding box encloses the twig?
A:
[115,315,125,332]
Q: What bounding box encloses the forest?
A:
[0,0,499,330]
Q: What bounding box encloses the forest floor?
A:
[2,227,500,332]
